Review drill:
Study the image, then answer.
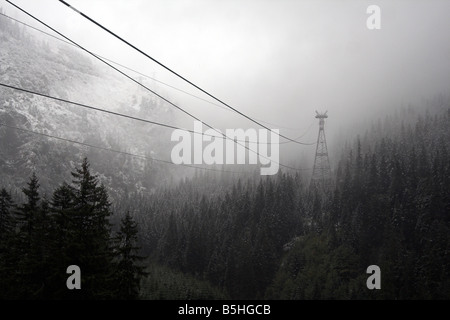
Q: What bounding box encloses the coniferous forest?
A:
[1,107,449,300]
[1,1,450,302]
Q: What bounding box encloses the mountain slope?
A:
[0,13,180,199]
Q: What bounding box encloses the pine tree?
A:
[14,173,41,298]
[17,172,40,244]
[66,158,115,299]
[51,183,75,252]
[113,212,147,299]
[14,173,53,298]
[46,183,75,298]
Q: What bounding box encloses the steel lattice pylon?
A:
[310,111,332,190]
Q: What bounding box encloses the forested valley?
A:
[1,105,449,299]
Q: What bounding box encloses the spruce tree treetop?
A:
[114,211,147,299]
[71,157,99,206]
[17,172,41,240]
[21,172,40,213]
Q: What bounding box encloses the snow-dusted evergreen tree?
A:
[113,211,147,299]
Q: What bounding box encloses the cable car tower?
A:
[310,111,332,190]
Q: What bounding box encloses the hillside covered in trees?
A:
[131,105,450,300]
[1,105,448,299]
[0,8,181,201]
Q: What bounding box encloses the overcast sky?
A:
[4,0,450,160]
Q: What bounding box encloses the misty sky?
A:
[3,0,450,162]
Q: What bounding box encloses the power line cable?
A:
[0,11,306,132]
[0,82,305,145]
[0,122,313,173]
[4,0,215,137]
[0,122,246,174]
[4,0,310,172]
[0,82,186,132]
[1,83,314,172]
[57,0,312,145]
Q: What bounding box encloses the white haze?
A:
[3,0,450,171]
